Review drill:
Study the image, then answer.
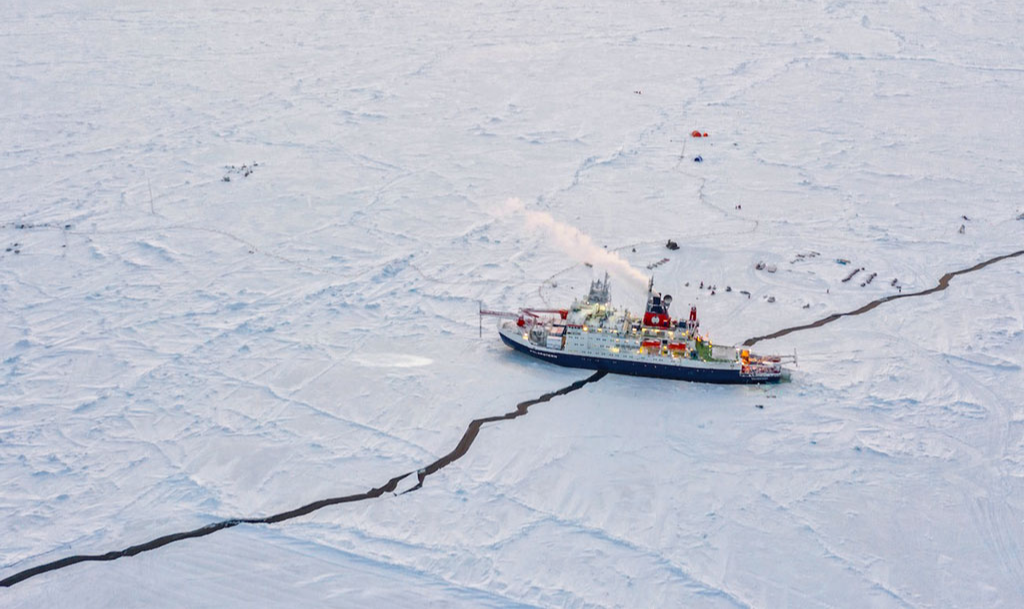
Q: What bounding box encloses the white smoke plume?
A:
[503,198,649,293]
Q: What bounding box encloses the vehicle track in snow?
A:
[743,248,1024,347]
[0,371,606,588]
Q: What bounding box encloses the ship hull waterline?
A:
[500,332,781,385]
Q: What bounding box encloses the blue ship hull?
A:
[500,333,779,385]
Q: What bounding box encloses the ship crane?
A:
[478,303,568,337]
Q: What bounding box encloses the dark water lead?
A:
[0,371,607,588]
[743,249,1024,348]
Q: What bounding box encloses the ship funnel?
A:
[643,283,672,328]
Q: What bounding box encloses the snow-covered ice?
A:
[2,1,1024,606]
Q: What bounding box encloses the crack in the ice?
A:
[0,371,607,588]
[743,249,1024,347]
[400,371,607,495]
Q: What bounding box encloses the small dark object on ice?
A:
[767,296,776,303]
[666,239,679,250]
[222,176,231,182]
[962,215,970,221]
[802,303,810,309]
[755,261,765,271]
[725,286,732,292]
[693,155,703,163]
[958,224,965,234]
[631,247,636,252]
[740,290,751,298]
[891,278,898,286]
[842,268,861,283]
[646,257,670,270]
[710,290,716,296]
[755,404,764,409]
